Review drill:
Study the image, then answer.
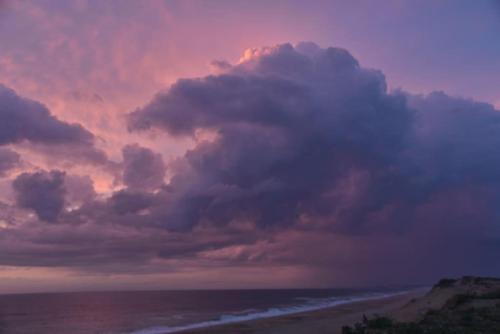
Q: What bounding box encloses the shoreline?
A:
[152,289,428,334]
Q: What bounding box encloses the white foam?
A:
[129,290,415,334]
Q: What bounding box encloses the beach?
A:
[178,290,426,334]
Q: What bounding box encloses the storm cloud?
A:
[128,43,415,231]
[127,42,500,280]
[12,170,66,222]
[127,44,500,239]
[122,144,166,191]
[0,85,94,145]
[0,84,108,165]
[1,43,500,285]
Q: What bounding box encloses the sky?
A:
[0,0,499,294]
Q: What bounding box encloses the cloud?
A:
[64,174,96,206]
[109,190,154,215]
[0,84,108,165]
[127,44,500,239]
[125,42,500,282]
[0,84,94,145]
[0,147,20,177]
[12,170,66,222]
[128,42,414,231]
[122,144,166,191]
[408,91,500,186]
[2,43,500,285]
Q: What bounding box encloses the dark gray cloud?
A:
[0,219,260,272]
[0,85,94,145]
[12,170,66,222]
[2,43,500,284]
[127,44,500,237]
[129,42,414,231]
[109,190,154,215]
[0,147,20,176]
[126,42,500,281]
[122,144,166,190]
[0,84,108,165]
[408,91,500,186]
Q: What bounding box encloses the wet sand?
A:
[177,290,427,334]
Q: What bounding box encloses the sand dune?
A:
[180,277,500,334]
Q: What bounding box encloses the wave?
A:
[129,289,417,334]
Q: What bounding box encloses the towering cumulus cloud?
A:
[126,43,500,281]
[1,43,500,285]
[128,43,414,230]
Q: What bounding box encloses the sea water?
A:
[0,288,415,334]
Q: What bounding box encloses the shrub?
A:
[341,325,354,334]
[366,316,393,329]
[478,290,500,299]
[436,278,457,288]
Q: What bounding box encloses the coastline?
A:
[163,289,427,334]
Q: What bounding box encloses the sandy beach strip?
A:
[175,290,427,334]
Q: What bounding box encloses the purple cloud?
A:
[0,85,93,145]
[123,43,500,281]
[110,190,154,215]
[122,144,166,191]
[12,170,66,222]
[128,43,413,231]
[0,147,20,177]
[0,84,108,165]
[1,43,500,285]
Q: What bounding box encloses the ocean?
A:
[0,288,413,334]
